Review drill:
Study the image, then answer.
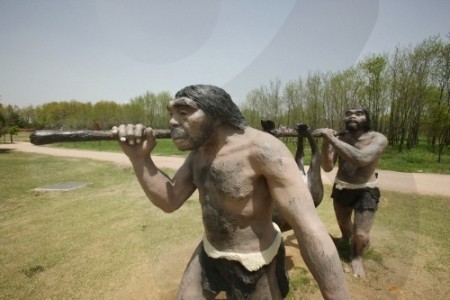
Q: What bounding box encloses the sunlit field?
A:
[1,151,448,299]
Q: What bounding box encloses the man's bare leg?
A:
[176,243,217,300]
[333,200,353,243]
[332,201,353,274]
[247,260,283,300]
[350,210,375,279]
[296,124,323,207]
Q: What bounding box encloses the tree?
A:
[425,34,450,162]
[303,72,325,129]
[387,37,441,151]
[93,101,124,129]
[322,69,363,130]
[241,89,264,128]
[241,81,283,128]
[359,54,388,132]
[7,125,19,143]
[0,103,5,141]
[282,78,304,127]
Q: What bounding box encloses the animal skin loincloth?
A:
[334,178,379,190]
[331,183,381,212]
[202,223,282,272]
[199,224,289,299]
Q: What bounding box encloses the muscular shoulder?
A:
[243,127,296,172]
[244,127,291,154]
[367,131,388,148]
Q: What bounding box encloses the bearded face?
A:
[170,118,215,151]
[344,109,369,133]
[168,97,216,151]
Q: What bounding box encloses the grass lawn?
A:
[0,151,202,299]
[1,151,449,299]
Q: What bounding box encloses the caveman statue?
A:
[114,85,350,299]
[314,108,388,278]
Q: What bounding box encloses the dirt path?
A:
[2,142,449,197]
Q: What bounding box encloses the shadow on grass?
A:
[21,265,45,278]
[0,148,13,154]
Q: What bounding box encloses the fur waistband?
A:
[202,223,282,272]
[334,178,379,190]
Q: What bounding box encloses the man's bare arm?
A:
[320,137,337,172]
[330,133,387,166]
[130,155,196,212]
[114,125,196,212]
[315,129,387,167]
[313,128,339,172]
[255,138,350,299]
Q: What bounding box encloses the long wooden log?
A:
[29,129,171,145]
[29,127,339,146]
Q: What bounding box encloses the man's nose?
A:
[169,116,179,126]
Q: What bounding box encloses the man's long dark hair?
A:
[175,85,247,130]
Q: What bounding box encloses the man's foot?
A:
[342,263,351,274]
[350,257,366,279]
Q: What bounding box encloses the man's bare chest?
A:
[342,134,373,149]
[192,158,254,200]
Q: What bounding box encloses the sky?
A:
[1,0,449,108]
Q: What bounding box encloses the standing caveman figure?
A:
[113,85,350,299]
[313,108,388,279]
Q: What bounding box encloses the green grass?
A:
[287,185,450,299]
[378,143,450,174]
[1,151,449,299]
[287,266,318,299]
[0,151,202,299]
